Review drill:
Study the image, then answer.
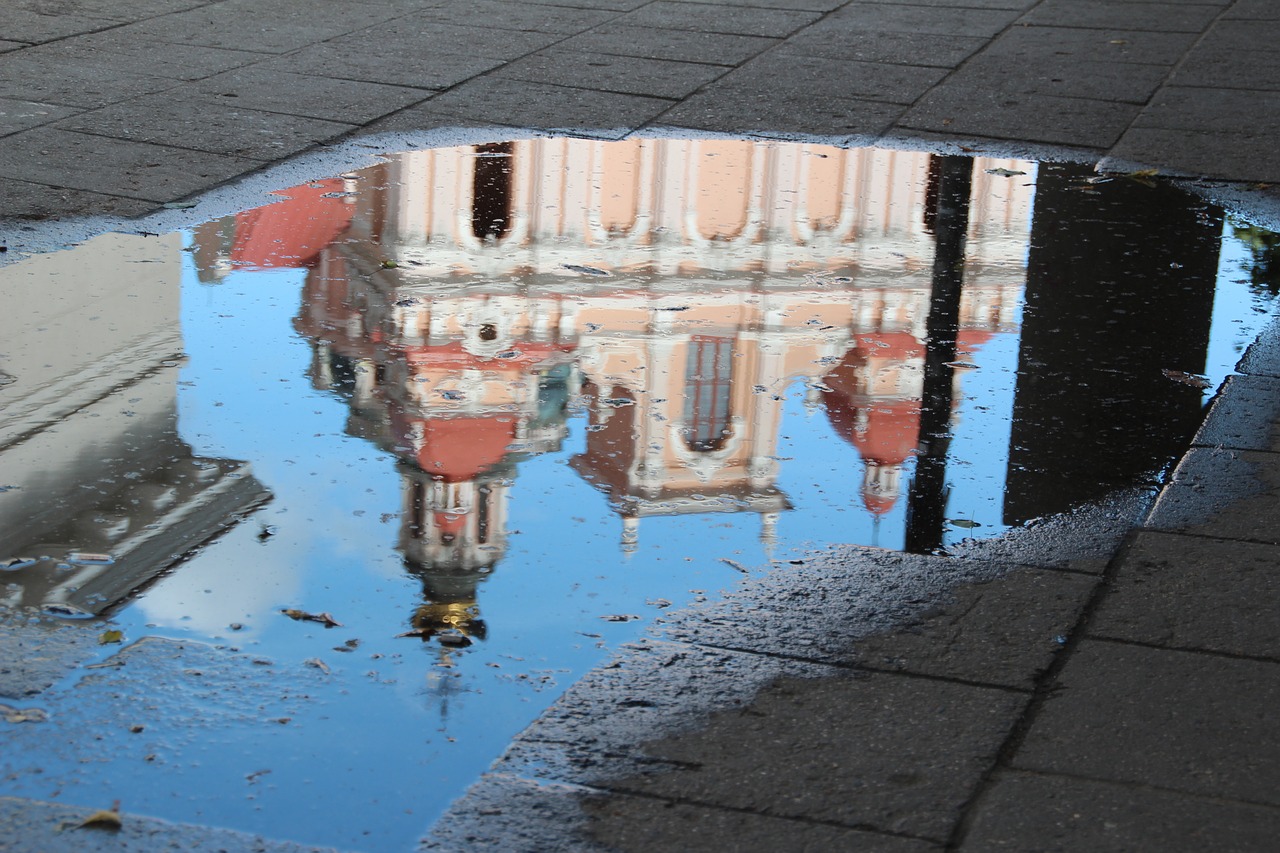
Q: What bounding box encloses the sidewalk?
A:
[2,1,1279,851]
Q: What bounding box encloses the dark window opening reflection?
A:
[471,142,514,243]
[682,336,735,452]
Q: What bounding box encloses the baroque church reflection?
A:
[195,138,1029,646]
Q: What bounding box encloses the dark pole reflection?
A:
[1004,164,1222,523]
[905,156,972,553]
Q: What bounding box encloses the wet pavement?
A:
[2,2,1280,852]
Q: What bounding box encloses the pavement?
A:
[2,0,1279,851]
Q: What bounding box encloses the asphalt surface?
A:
[2,1,1279,851]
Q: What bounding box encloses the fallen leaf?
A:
[74,801,122,831]
[561,263,609,276]
[304,658,330,674]
[1,703,48,724]
[162,201,197,210]
[281,608,342,628]
[1162,368,1211,389]
[600,614,641,622]
[949,518,982,529]
[98,630,124,645]
[985,168,1026,177]
[720,558,749,574]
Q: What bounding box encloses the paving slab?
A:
[556,23,778,66]
[1171,46,1280,90]
[53,92,357,160]
[186,69,429,124]
[1145,447,1280,545]
[618,1,823,37]
[260,44,503,92]
[424,79,674,137]
[606,671,1025,841]
[1011,638,1280,805]
[1089,530,1280,659]
[315,16,564,62]
[494,49,728,100]
[960,769,1280,852]
[938,54,1172,104]
[1019,0,1224,33]
[1224,0,1280,18]
[1193,374,1280,452]
[1238,314,1280,378]
[1133,86,1280,135]
[0,54,180,110]
[826,2,1023,37]
[110,4,386,55]
[26,31,273,81]
[413,0,623,35]
[711,52,948,104]
[1106,127,1280,183]
[656,87,903,136]
[775,25,987,67]
[897,87,1138,149]
[11,0,211,20]
[0,177,154,221]
[3,9,116,44]
[979,24,1201,65]
[0,128,261,203]
[0,98,79,138]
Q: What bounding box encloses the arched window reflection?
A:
[471,142,514,242]
[682,335,734,452]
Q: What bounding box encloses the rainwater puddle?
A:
[1,138,1278,849]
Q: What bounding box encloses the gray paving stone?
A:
[0,98,79,137]
[0,54,180,110]
[23,30,265,81]
[0,41,26,54]
[555,24,778,66]
[10,0,210,19]
[714,53,948,104]
[522,0,649,9]
[0,796,335,853]
[1020,0,1222,33]
[897,87,1137,149]
[826,2,1022,37]
[1107,127,1280,184]
[52,92,357,160]
[585,792,941,853]
[674,0,848,10]
[419,774,609,852]
[332,16,563,61]
[939,53,1172,104]
[4,9,115,44]
[1224,0,1280,19]
[657,86,903,136]
[847,567,1096,689]
[776,25,987,67]
[495,49,728,100]
[609,671,1025,841]
[414,0,621,34]
[262,43,502,91]
[1090,530,1280,659]
[1172,47,1280,90]
[1012,639,1280,806]
[0,128,260,203]
[961,769,1280,852]
[1193,374,1280,452]
[0,178,153,222]
[981,24,1201,66]
[1145,447,1280,545]
[188,69,429,124]
[1134,86,1280,135]
[619,1,823,37]
[1238,314,1280,378]
[424,79,674,136]
[111,3,391,54]
[1191,18,1280,53]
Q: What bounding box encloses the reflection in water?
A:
[2,138,1277,848]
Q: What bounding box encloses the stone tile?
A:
[419,774,609,852]
[1012,639,1280,805]
[24,30,264,81]
[1193,375,1280,452]
[0,54,179,109]
[495,49,727,100]
[1090,530,1280,658]
[188,68,428,123]
[897,87,1138,149]
[0,42,26,54]
[1020,0,1222,33]
[413,0,620,34]
[585,793,940,853]
[4,9,114,44]
[1107,126,1280,184]
[825,2,1022,37]
[1238,315,1280,378]
[522,0,650,9]
[0,178,153,222]
[1173,47,1280,90]
[776,26,987,67]
[657,86,903,136]
[0,128,260,203]
[940,53,1171,104]
[423,79,674,135]
[847,568,1097,689]
[611,672,1025,841]
[11,0,208,19]
[1134,86,1280,135]
[360,106,505,136]
[1192,19,1280,53]
[52,92,356,160]
[1145,447,1280,545]
[845,0,1034,7]
[962,770,1280,852]
[556,24,778,66]
[715,53,948,104]
[619,1,822,38]
[1224,0,1280,19]
[262,43,502,91]
[0,98,79,137]
[982,24,1201,66]
[675,0,848,10]
[111,2,387,54]
[332,16,562,61]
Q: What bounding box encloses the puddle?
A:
[2,138,1278,848]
